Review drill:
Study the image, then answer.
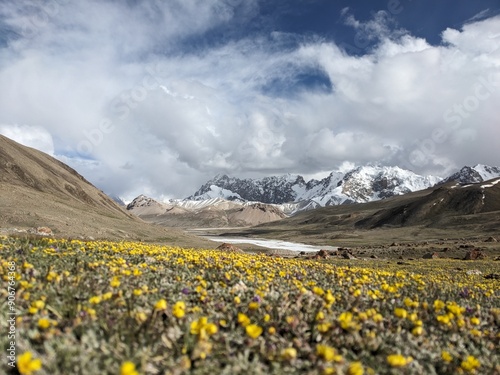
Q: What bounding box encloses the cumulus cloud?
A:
[0,1,499,201]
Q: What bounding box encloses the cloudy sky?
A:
[1,0,499,201]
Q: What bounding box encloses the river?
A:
[205,236,337,253]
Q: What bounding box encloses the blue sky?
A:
[0,0,499,201]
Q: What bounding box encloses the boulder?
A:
[341,251,356,259]
[463,250,487,260]
[216,243,244,253]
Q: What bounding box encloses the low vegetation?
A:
[1,236,499,374]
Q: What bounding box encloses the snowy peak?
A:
[188,173,307,204]
[339,165,441,202]
[189,165,442,208]
[440,164,500,185]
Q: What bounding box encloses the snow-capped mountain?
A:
[188,165,442,208]
[127,164,500,220]
[439,164,500,185]
[189,174,307,203]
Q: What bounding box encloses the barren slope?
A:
[0,135,212,246]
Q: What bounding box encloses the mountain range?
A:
[125,164,500,228]
[186,164,500,208]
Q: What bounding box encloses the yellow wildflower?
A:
[316,344,342,363]
[347,361,364,375]
[317,322,332,333]
[433,299,445,311]
[394,308,407,319]
[120,361,139,375]
[248,302,259,310]
[37,318,51,330]
[154,299,167,311]
[441,351,452,363]
[102,292,112,301]
[32,300,45,310]
[281,347,297,361]
[110,276,120,288]
[316,311,325,321]
[238,313,251,327]
[461,356,480,372]
[470,317,480,325]
[437,315,451,325]
[411,326,423,336]
[387,354,413,367]
[172,301,186,318]
[313,286,324,296]
[89,296,102,305]
[245,324,263,339]
[17,352,42,375]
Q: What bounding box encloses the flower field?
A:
[1,236,499,374]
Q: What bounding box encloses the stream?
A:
[205,236,337,253]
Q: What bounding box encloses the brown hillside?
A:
[0,134,212,246]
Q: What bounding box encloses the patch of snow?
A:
[480,178,500,188]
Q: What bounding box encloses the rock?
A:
[30,227,53,236]
[341,251,356,259]
[315,249,330,259]
[485,236,497,242]
[459,244,475,249]
[422,252,440,259]
[484,273,500,280]
[370,254,378,259]
[463,250,487,260]
[466,269,482,275]
[216,243,244,253]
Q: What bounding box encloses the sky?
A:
[0,0,499,201]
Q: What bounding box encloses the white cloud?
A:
[0,124,54,155]
[0,1,499,200]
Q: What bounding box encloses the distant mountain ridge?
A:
[126,194,286,228]
[188,165,443,208]
[125,164,500,226]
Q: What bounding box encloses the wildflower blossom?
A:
[387,354,413,367]
[120,361,138,375]
[461,356,480,372]
[245,324,263,339]
[281,347,297,361]
[17,352,42,375]
[154,299,167,311]
[172,301,186,318]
